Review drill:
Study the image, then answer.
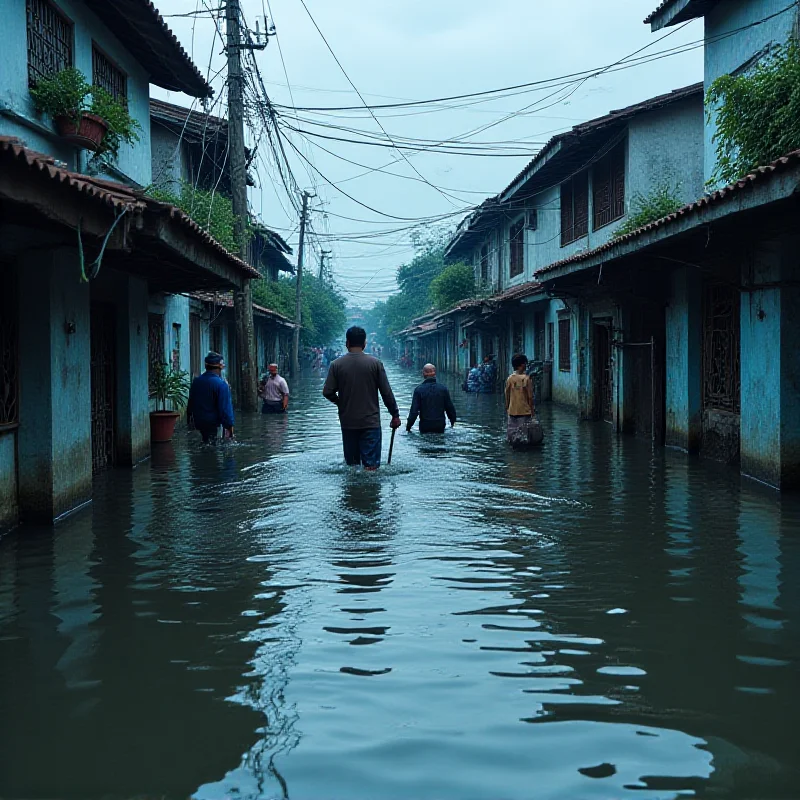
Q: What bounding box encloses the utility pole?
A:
[318,249,331,281]
[292,190,311,377]
[226,0,259,411]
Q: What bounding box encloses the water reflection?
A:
[1,367,800,799]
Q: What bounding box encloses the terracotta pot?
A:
[54,112,108,152]
[150,411,180,443]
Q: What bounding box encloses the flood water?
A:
[1,365,799,800]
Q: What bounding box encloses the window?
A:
[0,272,19,427]
[593,141,626,230]
[26,0,73,86]
[93,44,127,103]
[171,323,182,371]
[558,316,571,372]
[534,311,545,361]
[479,244,489,286]
[547,322,555,361]
[148,313,165,393]
[560,171,589,246]
[509,219,525,278]
[526,209,538,231]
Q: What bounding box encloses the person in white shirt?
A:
[259,363,290,414]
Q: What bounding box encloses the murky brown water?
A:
[1,366,799,800]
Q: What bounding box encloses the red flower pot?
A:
[150,411,180,443]
[54,112,108,152]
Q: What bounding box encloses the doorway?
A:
[593,320,613,423]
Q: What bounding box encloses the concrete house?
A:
[0,0,261,533]
[533,0,800,488]
[147,98,295,397]
[414,84,705,418]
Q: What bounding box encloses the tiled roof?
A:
[0,136,259,280]
[190,291,294,324]
[150,99,227,142]
[536,149,800,277]
[84,0,212,97]
[488,282,545,304]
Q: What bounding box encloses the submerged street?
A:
[1,366,799,800]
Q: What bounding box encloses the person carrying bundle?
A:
[504,353,543,449]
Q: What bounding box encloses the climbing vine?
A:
[707,41,800,186]
[615,184,683,237]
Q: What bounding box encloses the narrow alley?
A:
[1,366,798,800]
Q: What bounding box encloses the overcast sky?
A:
[153,1,704,307]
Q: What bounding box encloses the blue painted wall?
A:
[0,433,17,533]
[0,0,152,186]
[704,0,799,183]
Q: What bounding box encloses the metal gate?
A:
[91,304,115,472]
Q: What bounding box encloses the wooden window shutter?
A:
[573,171,589,240]
[612,144,626,221]
[560,182,574,246]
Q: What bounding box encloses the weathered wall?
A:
[627,95,705,206]
[17,248,92,523]
[0,0,152,186]
[665,267,702,452]
[704,0,800,183]
[0,433,17,533]
[150,122,189,194]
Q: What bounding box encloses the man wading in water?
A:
[406,363,457,434]
[323,326,401,470]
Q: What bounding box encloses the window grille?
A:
[148,313,165,393]
[593,141,626,230]
[703,283,740,412]
[171,323,181,371]
[558,317,571,372]
[26,0,73,86]
[480,244,489,286]
[0,273,19,426]
[561,172,589,246]
[547,322,555,361]
[509,219,525,278]
[92,44,127,102]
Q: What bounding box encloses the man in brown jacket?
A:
[323,326,401,469]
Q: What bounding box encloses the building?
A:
[0,0,261,532]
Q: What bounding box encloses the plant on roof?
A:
[707,41,800,186]
[614,183,683,238]
[30,67,141,160]
[147,181,252,254]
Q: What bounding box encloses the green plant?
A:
[30,67,141,159]
[614,184,684,237]
[147,182,249,253]
[89,86,141,160]
[706,41,800,186]
[430,261,476,311]
[150,362,190,411]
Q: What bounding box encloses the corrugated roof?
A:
[84,0,212,98]
[0,136,259,280]
[536,149,800,277]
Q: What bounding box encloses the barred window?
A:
[561,171,589,246]
[93,45,127,102]
[547,322,555,361]
[593,141,626,230]
[703,282,740,412]
[509,219,525,278]
[148,313,165,393]
[26,0,73,86]
[558,317,571,372]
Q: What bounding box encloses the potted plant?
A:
[30,67,141,157]
[150,362,190,443]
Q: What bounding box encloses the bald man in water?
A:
[406,363,457,434]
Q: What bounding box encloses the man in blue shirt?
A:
[187,352,235,442]
[406,363,457,434]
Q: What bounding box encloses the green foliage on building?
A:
[707,41,800,186]
[615,184,684,237]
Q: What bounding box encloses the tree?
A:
[429,262,475,310]
[252,274,346,346]
[707,41,800,186]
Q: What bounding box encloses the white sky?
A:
[153,1,704,307]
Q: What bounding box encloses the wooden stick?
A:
[387,427,397,465]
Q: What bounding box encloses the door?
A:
[91,303,116,472]
[190,313,202,377]
[593,321,613,423]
